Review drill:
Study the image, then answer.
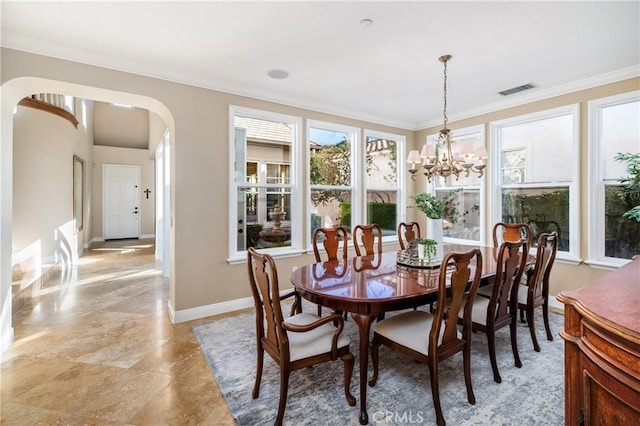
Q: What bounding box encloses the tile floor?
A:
[1,239,236,425]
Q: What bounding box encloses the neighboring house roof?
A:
[366,138,394,154]
[235,116,292,145]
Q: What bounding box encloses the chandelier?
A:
[408,54,488,182]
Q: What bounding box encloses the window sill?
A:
[227,248,306,265]
[583,258,631,271]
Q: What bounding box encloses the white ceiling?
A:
[2,1,639,130]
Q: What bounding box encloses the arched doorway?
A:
[1,76,175,353]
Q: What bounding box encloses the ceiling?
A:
[2,1,639,130]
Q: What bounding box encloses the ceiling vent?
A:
[499,83,536,96]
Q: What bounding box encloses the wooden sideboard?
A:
[557,258,640,425]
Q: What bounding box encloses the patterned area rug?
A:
[193,303,564,425]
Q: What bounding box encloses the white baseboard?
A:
[140,234,155,240]
[170,296,254,323]
[168,290,292,324]
[1,295,14,355]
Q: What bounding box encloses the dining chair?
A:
[369,248,483,426]
[492,222,533,248]
[397,221,421,250]
[457,239,528,383]
[353,223,383,256]
[312,226,349,316]
[247,247,356,425]
[477,222,533,299]
[515,231,558,352]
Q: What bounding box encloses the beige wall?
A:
[91,145,156,239]
[13,106,74,262]
[12,99,94,265]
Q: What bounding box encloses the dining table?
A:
[289,243,527,425]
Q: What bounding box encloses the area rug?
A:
[193,303,564,425]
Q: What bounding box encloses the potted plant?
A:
[614,152,640,222]
[410,192,447,220]
[410,190,461,261]
[416,237,438,264]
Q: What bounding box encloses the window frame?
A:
[490,104,581,262]
[587,90,640,268]
[227,105,303,263]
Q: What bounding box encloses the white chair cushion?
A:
[476,284,493,298]
[517,283,529,305]
[458,294,490,326]
[373,310,457,356]
[284,312,350,362]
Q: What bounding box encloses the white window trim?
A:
[490,104,581,263]
[427,124,487,246]
[363,128,406,244]
[586,90,640,269]
[227,105,304,263]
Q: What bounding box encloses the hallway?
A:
[1,240,235,424]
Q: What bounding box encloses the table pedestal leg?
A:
[352,313,376,425]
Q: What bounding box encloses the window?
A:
[492,105,579,259]
[308,121,404,245]
[308,121,356,238]
[364,130,403,239]
[229,106,302,260]
[588,91,640,266]
[430,125,485,244]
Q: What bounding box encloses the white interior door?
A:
[103,164,141,240]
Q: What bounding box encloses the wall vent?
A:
[499,83,536,96]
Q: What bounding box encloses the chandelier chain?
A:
[442,58,448,128]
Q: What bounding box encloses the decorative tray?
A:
[396,248,442,269]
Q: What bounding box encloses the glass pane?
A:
[310,189,352,235]
[246,162,258,184]
[365,137,397,189]
[266,163,290,184]
[501,187,569,251]
[602,100,640,180]
[501,149,526,184]
[237,187,291,251]
[309,127,351,186]
[605,185,640,259]
[436,189,481,241]
[366,190,397,236]
[501,114,573,183]
[265,191,291,223]
[235,116,292,184]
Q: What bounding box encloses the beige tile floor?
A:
[1,239,236,425]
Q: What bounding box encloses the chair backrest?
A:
[353,223,383,256]
[491,239,528,319]
[492,222,533,248]
[430,248,482,356]
[312,226,349,262]
[247,247,287,358]
[397,221,421,250]
[528,232,558,302]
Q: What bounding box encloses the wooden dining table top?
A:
[290,243,509,315]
